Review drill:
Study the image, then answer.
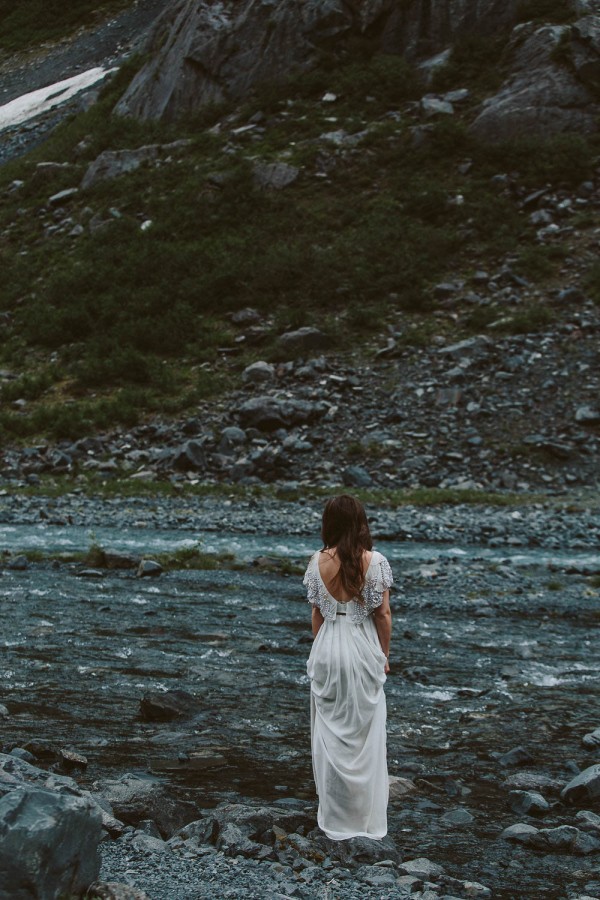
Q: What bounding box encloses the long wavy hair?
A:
[321,495,373,600]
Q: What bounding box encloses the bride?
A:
[304,494,393,841]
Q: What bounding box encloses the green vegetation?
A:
[515,0,575,24]
[4,473,550,508]
[430,33,509,94]
[0,49,597,443]
[0,0,131,51]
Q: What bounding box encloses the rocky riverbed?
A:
[1,497,599,899]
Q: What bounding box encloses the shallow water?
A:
[1,532,599,899]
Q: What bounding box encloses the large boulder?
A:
[115,0,519,122]
[471,18,600,140]
[0,787,102,900]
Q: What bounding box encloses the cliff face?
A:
[114,0,518,121]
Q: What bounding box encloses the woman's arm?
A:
[311,605,324,638]
[373,589,392,674]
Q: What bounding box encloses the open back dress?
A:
[304,549,393,840]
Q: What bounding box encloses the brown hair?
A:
[321,495,373,600]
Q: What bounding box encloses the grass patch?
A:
[515,0,575,24]
[0,0,132,51]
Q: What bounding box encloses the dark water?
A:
[1,534,600,899]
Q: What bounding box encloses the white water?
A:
[0,67,114,131]
[1,522,599,569]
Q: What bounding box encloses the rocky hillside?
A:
[0,0,599,499]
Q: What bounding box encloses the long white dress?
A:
[305,549,393,841]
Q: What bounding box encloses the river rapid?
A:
[1,497,599,899]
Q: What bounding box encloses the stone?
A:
[140,690,201,721]
[576,810,600,834]
[497,746,535,767]
[172,439,206,471]
[59,749,88,771]
[81,141,191,189]
[237,396,325,431]
[136,559,163,578]
[242,361,276,383]
[437,335,492,359]
[0,787,102,899]
[508,790,550,816]
[503,773,565,794]
[441,807,475,825]
[0,705,8,719]
[277,327,328,354]
[48,187,79,206]
[94,775,196,838]
[388,776,417,799]
[399,858,445,878]
[342,465,373,487]
[253,162,299,190]
[562,764,600,803]
[6,555,28,571]
[576,406,600,425]
[219,426,247,454]
[583,728,600,749]
[86,884,151,900]
[500,822,542,845]
[421,96,454,116]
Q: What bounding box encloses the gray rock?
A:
[253,162,299,190]
[171,439,206,471]
[136,559,163,578]
[277,327,328,354]
[342,465,373,488]
[6,555,28,571]
[497,746,534,767]
[0,705,8,719]
[421,96,454,116]
[583,728,600,749]
[86,884,151,900]
[508,790,550,816]
[503,772,565,794]
[140,690,201,722]
[237,396,325,431]
[81,141,191,189]
[95,775,196,838]
[242,361,276,384]
[576,405,600,425]
[0,787,102,899]
[219,426,247,454]
[471,22,600,140]
[441,807,475,825]
[437,335,492,359]
[399,858,445,878]
[48,187,79,206]
[500,822,543,846]
[562,764,600,803]
[576,810,600,834]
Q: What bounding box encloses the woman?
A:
[304,494,393,841]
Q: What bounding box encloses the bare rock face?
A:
[115,0,518,122]
[471,17,600,140]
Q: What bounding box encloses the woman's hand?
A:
[384,658,390,675]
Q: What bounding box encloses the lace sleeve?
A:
[303,552,336,620]
[355,552,393,621]
[303,553,320,606]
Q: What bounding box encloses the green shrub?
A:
[0,0,130,50]
[430,33,509,93]
[516,0,575,24]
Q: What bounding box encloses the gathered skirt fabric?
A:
[307,613,388,840]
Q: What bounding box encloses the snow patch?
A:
[0,67,115,132]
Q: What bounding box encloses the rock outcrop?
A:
[0,787,102,900]
[471,16,600,140]
[115,0,518,121]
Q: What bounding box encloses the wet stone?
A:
[508,790,550,816]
